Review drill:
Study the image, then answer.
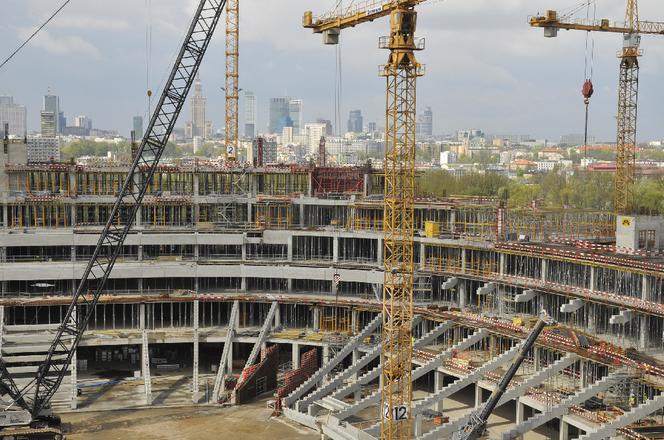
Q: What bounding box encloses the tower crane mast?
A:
[530,1,664,214]
[304,2,428,438]
[225,0,239,160]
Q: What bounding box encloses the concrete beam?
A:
[514,289,537,303]
[609,310,635,325]
[560,299,584,314]
[476,282,495,296]
[442,277,458,290]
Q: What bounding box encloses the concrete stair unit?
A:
[2,323,73,411]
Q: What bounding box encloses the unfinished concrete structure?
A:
[1,161,664,438]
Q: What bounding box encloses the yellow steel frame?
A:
[530,2,664,214]
[379,6,422,440]
[225,0,239,160]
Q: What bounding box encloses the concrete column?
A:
[458,281,467,309]
[475,384,483,407]
[2,205,8,229]
[241,277,247,292]
[192,299,199,402]
[374,239,383,268]
[241,236,247,261]
[352,349,362,400]
[587,303,596,334]
[137,243,143,262]
[541,259,547,282]
[193,173,199,196]
[533,346,541,370]
[449,211,456,234]
[70,204,76,226]
[138,277,143,295]
[70,307,78,410]
[515,400,525,440]
[580,360,588,388]
[589,267,596,291]
[640,275,650,350]
[299,199,305,228]
[559,419,569,440]
[227,341,234,372]
[247,202,253,224]
[287,278,293,293]
[351,310,358,335]
[499,253,506,276]
[363,172,370,197]
[332,236,339,263]
[194,232,200,261]
[0,247,5,263]
[292,343,300,369]
[461,249,467,273]
[287,235,293,262]
[0,306,4,355]
[313,307,320,331]
[420,242,426,270]
[433,370,444,412]
[70,245,76,263]
[274,305,281,329]
[414,414,423,437]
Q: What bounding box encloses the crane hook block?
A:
[582,80,594,100]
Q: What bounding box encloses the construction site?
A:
[1,0,664,439]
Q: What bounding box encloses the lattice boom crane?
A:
[304,1,428,439]
[0,1,228,438]
[530,1,664,214]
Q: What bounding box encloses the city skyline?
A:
[1,0,663,141]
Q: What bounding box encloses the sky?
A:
[0,0,663,141]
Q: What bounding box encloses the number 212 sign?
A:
[383,403,408,421]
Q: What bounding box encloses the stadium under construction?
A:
[0,159,664,439]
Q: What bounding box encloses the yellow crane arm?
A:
[303,0,428,32]
[530,10,664,35]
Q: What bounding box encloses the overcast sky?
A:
[1,0,663,141]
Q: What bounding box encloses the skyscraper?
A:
[0,96,27,137]
[74,115,92,131]
[268,98,291,134]
[185,76,212,139]
[133,116,144,139]
[417,107,433,138]
[304,123,326,156]
[316,118,333,136]
[244,91,256,138]
[347,110,363,133]
[40,112,57,138]
[288,99,303,134]
[43,94,61,134]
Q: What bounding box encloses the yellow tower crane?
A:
[530,1,664,214]
[303,1,427,439]
[225,0,239,160]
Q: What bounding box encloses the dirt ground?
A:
[62,400,318,440]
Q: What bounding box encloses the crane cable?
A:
[145,0,154,117]
[0,0,72,72]
[582,0,596,157]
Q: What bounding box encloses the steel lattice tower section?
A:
[379,5,423,440]
[615,0,640,214]
[225,0,239,160]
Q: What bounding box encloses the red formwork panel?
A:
[312,167,364,195]
[275,348,319,410]
[233,345,279,405]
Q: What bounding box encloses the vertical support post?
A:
[353,348,362,401]
[475,384,483,407]
[433,370,444,412]
[313,307,320,332]
[140,303,152,405]
[377,237,383,266]
[287,235,293,262]
[541,259,547,282]
[515,400,525,440]
[559,419,569,440]
[70,305,78,409]
[292,342,300,369]
[640,274,650,350]
[193,299,200,402]
[333,236,339,263]
[458,281,467,309]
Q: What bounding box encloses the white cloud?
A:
[17,28,100,57]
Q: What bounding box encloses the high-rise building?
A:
[315,118,333,136]
[268,98,291,134]
[347,110,363,133]
[288,99,303,134]
[43,94,61,133]
[304,123,326,156]
[58,112,67,134]
[185,76,212,139]
[133,116,144,140]
[244,91,256,138]
[74,115,93,131]
[27,137,59,163]
[417,107,433,138]
[0,96,27,137]
[367,122,377,133]
[40,112,57,138]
